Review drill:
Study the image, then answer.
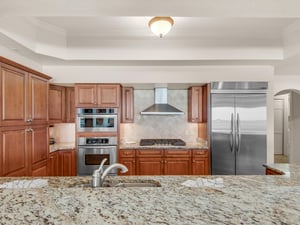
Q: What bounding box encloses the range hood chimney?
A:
[140,87,184,115]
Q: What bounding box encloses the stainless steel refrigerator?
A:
[210,82,267,175]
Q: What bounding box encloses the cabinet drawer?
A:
[192,150,209,157]
[136,149,163,157]
[165,149,191,157]
[119,149,136,157]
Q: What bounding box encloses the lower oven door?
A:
[77,145,117,176]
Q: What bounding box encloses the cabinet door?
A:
[119,158,136,175]
[59,150,76,176]
[188,86,203,122]
[75,85,97,107]
[188,85,208,123]
[164,158,191,175]
[97,85,120,107]
[49,85,65,123]
[31,160,48,176]
[191,157,210,175]
[66,87,75,122]
[0,127,28,176]
[121,87,134,123]
[48,151,59,176]
[28,74,48,124]
[0,63,27,126]
[136,158,163,175]
[30,126,49,167]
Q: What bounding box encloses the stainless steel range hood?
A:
[140,87,184,115]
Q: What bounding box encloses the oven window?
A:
[85,154,110,165]
[95,118,115,128]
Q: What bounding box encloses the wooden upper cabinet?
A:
[49,85,65,123]
[75,84,97,107]
[121,87,134,123]
[188,84,209,123]
[28,74,49,124]
[66,87,75,122]
[0,63,27,126]
[75,84,121,108]
[97,85,120,107]
[49,85,75,123]
[0,63,49,126]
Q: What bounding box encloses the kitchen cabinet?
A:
[136,149,164,175]
[48,149,76,176]
[191,149,210,175]
[0,57,51,177]
[164,150,191,175]
[119,149,136,175]
[188,84,209,123]
[49,85,65,123]
[120,149,209,176]
[65,87,75,122]
[0,63,49,126]
[75,84,121,108]
[49,85,75,123]
[59,150,77,176]
[0,127,28,176]
[266,168,283,175]
[48,151,59,176]
[0,125,49,177]
[30,125,49,176]
[121,87,134,123]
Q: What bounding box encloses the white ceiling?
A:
[1,0,300,74]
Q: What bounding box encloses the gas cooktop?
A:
[139,139,186,146]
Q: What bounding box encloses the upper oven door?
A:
[77,115,117,132]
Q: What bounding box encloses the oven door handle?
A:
[77,145,117,149]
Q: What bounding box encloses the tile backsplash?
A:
[49,123,75,143]
[120,89,198,144]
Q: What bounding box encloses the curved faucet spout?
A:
[100,163,128,186]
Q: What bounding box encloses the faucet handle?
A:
[97,158,108,173]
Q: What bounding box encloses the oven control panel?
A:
[78,136,117,146]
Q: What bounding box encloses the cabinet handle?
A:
[161,160,164,163]
[26,119,32,123]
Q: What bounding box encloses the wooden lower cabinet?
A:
[32,160,48,176]
[137,158,164,175]
[48,151,60,176]
[118,149,136,175]
[119,149,209,176]
[48,149,76,176]
[0,125,49,177]
[0,127,28,176]
[191,149,210,175]
[164,158,191,175]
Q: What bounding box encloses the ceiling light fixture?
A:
[148,17,174,38]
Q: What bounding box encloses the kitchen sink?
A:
[74,179,161,188]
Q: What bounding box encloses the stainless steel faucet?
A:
[92,159,128,187]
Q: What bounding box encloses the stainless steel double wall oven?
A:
[76,108,118,176]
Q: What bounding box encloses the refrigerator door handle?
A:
[236,113,241,152]
[230,113,234,152]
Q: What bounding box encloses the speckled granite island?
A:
[1,164,300,224]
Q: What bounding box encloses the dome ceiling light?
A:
[148,17,174,38]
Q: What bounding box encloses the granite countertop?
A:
[263,163,300,177]
[120,142,208,150]
[1,164,300,224]
[49,142,76,153]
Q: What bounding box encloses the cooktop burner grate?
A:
[139,139,186,146]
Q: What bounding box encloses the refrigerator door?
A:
[211,94,236,175]
[235,94,267,175]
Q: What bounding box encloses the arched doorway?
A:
[274,89,300,163]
